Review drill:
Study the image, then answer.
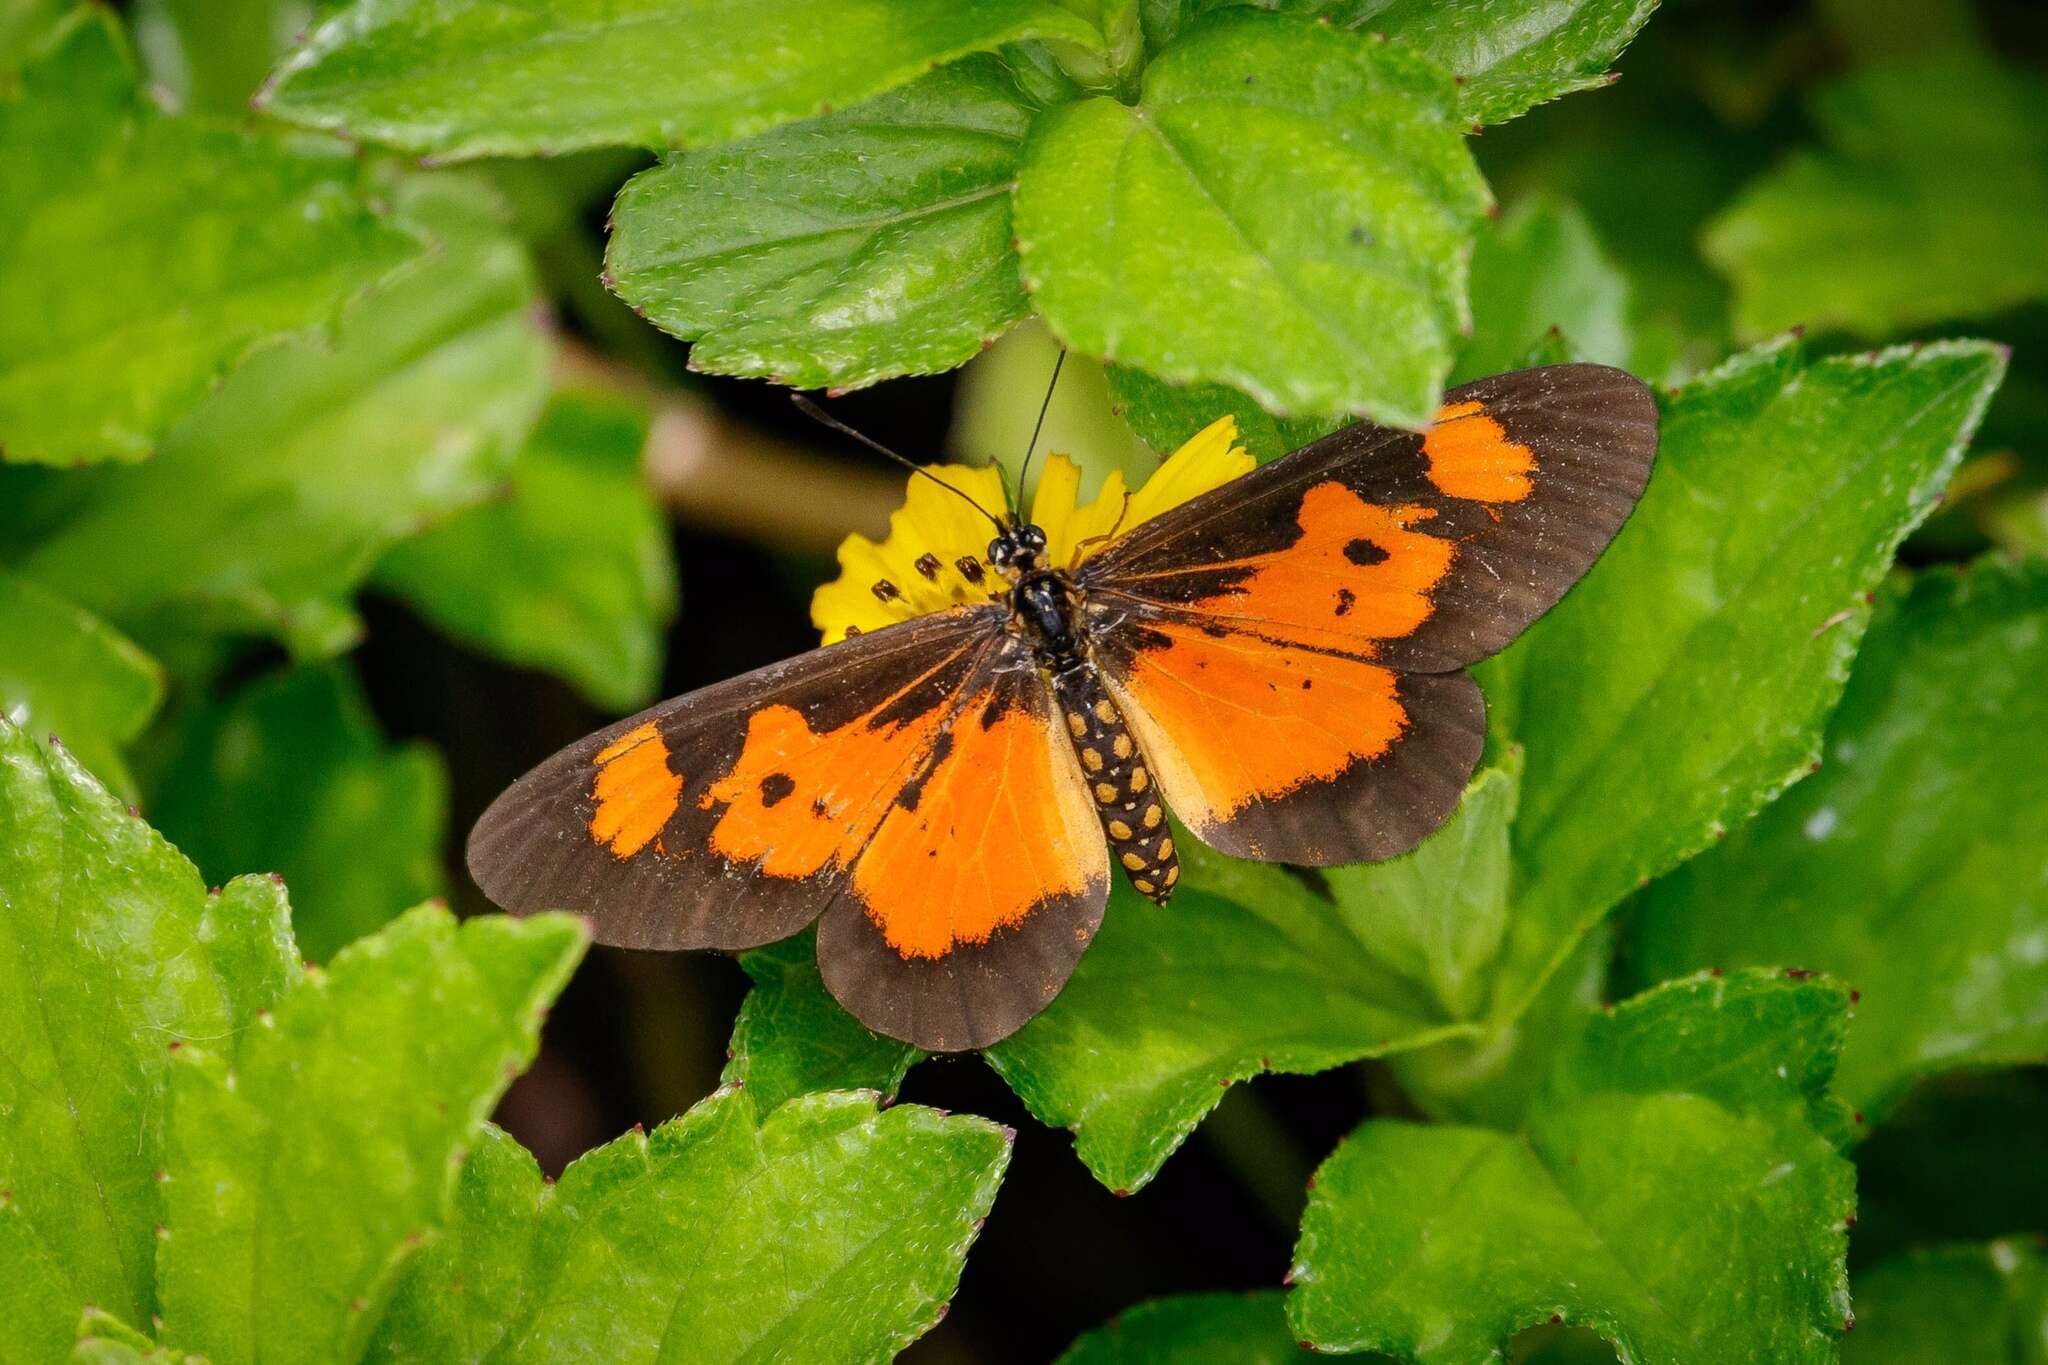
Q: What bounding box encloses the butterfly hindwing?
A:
[815,656,1110,1051]
[1079,363,1655,864]
[1090,616,1487,864]
[467,606,1110,1049]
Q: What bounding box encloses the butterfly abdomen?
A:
[1050,664,1178,904]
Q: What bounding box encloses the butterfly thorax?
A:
[990,521,1086,664]
[1010,570,1086,664]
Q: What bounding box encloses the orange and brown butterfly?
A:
[468,364,1658,1052]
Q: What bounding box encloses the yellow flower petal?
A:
[1120,415,1254,541]
[1031,454,1129,570]
[809,415,1253,642]
[809,464,1009,644]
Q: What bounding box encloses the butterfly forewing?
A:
[1078,363,1657,865]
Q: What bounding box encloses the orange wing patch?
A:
[1125,480,1455,652]
[589,722,682,857]
[852,694,1102,959]
[1105,619,1409,822]
[701,694,948,880]
[1422,399,1536,503]
[695,643,978,880]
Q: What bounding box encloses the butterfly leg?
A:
[1050,663,1178,904]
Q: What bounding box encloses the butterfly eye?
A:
[1021,526,1048,553]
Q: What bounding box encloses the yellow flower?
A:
[812,416,1253,644]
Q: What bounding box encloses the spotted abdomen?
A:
[1050,664,1178,904]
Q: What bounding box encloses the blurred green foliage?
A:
[2,0,2045,1359]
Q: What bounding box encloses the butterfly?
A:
[468,364,1658,1052]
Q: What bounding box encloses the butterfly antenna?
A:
[1016,349,1066,503]
[791,393,1004,530]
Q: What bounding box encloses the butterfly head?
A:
[987,522,1049,581]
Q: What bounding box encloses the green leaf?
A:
[156,905,586,1365]
[1105,362,1342,463]
[1318,0,1658,125]
[1704,57,2048,339]
[1109,189,1635,459]
[721,933,922,1116]
[262,0,1101,160]
[0,570,161,793]
[1386,920,1613,1130]
[1289,971,1856,1363]
[360,1125,539,1365]
[0,10,419,465]
[1481,338,2005,1022]
[1324,756,1518,1022]
[1845,1240,2048,1364]
[1486,97,1750,383]
[0,0,66,73]
[144,662,447,963]
[986,793,1505,1193]
[1056,1291,1313,1362]
[1015,9,1489,428]
[373,391,677,713]
[369,1086,1009,1363]
[1454,193,1632,382]
[606,54,1035,392]
[0,715,296,1361]
[133,0,311,115]
[1627,557,2048,1122]
[13,173,548,657]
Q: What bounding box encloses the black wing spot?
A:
[914,552,942,581]
[1343,537,1389,566]
[895,730,954,811]
[980,698,1005,730]
[759,772,796,807]
[811,798,830,818]
[1130,626,1174,651]
[1335,588,1356,617]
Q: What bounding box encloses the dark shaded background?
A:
[336,1,2048,1357]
